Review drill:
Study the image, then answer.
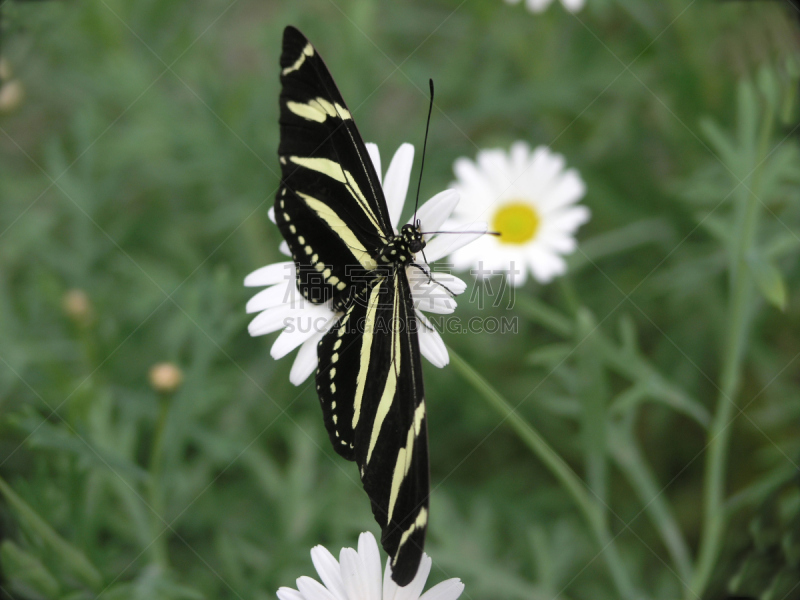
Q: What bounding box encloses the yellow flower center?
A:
[492,201,540,245]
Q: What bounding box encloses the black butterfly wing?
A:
[277,26,393,304]
[316,274,429,586]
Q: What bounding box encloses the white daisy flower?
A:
[277,532,465,599]
[245,143,485,384]
[447,141,590,287]
[504,0,584,13]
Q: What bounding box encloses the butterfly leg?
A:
[410,262,456,298]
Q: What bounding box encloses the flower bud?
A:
[0,79,24,114]
[62,289,92,326]
[149,363,183,394]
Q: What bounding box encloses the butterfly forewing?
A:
[277,26,430,586]
[278,27,393,304]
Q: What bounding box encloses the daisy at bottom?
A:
[277,532,465,600]
[504,0,585,13]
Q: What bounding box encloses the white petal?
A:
[394,554,432,600]
[277,587,305,600]
[545,205,591,231]
[297,576,337,600]
[290,330,325,385]
[419,580,465,600]
[506,259,529,287]
[527,247,567,283]
[452,158,492,196]
[340,548,367,600]
[540,170,586,211]
[366,143,382,186]
[430,272,467,296]
[408,271,458,314]
[271,308,335,359]
[280,241,291,256]
[424,223,489,263]
[269,206,277,224]
[413,190,460,239]
[358,533,383,600]
[311,546,348,600]
[540,232,577,253]
[561,0,584,11]
[446,234,497,271]
[383,559,400,600]
[247,304,298,337]
[509,141,531,174]
[414,294,457,315]
[384,143,415,229]
[526,146,564,193]
[417,312,449,368]
[476,148,513,192]
[244,262,294,287]
[526,0,553,10]
[246,281,296,313]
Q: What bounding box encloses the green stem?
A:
[576,310,609,510]
[148,394,170,568]
[610,416,693,584]
[688,101,773,598]
[450,349,639,600]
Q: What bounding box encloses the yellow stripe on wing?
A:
[281,42,314,76]
[352,281,384,429]
[289,156,383,236]
[367,276,403,465]
[298,192,378,271]
[286,98,353,123]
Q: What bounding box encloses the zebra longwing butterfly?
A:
[276,26,436,586]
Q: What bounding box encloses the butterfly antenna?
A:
[413,79,435,226]
[422,230,501,236]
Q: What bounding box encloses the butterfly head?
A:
[401,222,426,254]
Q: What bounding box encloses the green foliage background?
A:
[1,1,800,599]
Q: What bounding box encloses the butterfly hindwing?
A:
[360,274,429,585]
[316,274,429,586]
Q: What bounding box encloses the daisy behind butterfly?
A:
[245,142,486,382]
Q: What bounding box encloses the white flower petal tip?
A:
[279,534,462,600]
[419,579,465,600]
[245,282,295,314]
[290,331,325,385]
[384,143,415,228]
[277,587,304,600]
[414,190,460,237]
[366,142,382,185]
[433,273,467,296]
[310,546,349,600]
[418,314,449,368]
[517,0,583,13]
[423,222,489,264]
[271,308,334,360]
[244,262,294,287]
[449,141,589,285]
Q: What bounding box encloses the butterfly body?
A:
[276,26,430,586]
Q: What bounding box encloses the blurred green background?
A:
[1,1,800,599]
